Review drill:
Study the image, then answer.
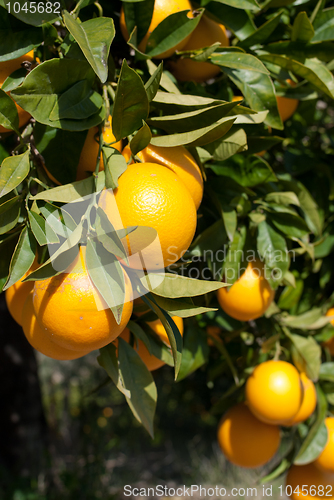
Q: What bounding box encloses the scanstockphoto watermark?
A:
[167,246,296,282]
[123,484,261,498]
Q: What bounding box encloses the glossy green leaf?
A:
[150,294,217,318]
[238,10,283,49]
[31,171,105,202]
[98,344,131,398]
[112,60,149,141]
[130,121,152,156]
[145,61,163,102]
[150,116,236,148]
[246,135,283,154]
[0,88,19,132]
[313,8,334,42]
[1,67,26,92]
[0,149,30,198]
[28,210,57,246]
[204,3,255,40]
[205,129,248,161]
[95,207,128,262]
[0,25,42,61]
[117,337,157,438]
[280,309,332,330]
[102,148,127,190]
[24,245,79,282]
[265,191,300,206]
[211,52,269,74]
[211,156,276,187]
[34,124,88,185]
[3,226,36,290]
[38,202,77,236]
[223,226,247,285]
[122,0,154,46]
[291,12,314,43]
[319,363,334,382]
[49,83,103,122]
[63,12,115,83]
[177,324,210,382]
[208,0,259,10]
[289,333,321,381]
[257,220,289,287]
[269,212,310,239]
[140,272,227,298]
[86,237,126,324]
[0,195,21,234]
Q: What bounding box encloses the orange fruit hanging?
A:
[5,258,38,326]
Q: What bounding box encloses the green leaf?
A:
[257,220,289,287]
[131,320,174,365]
[0,88,19,132]
[31,171,105,202]
[152,90,226,111]
[0,149,30,198]
[0,0,60,26]
[150,294,217,318]
[145,9,202,58]
[0,195,21,234]
[204,3,255,40]
[98,344,131,398]
[34,123,88,185]
[238,10,283,49]
[63,13,115,83]
[117,337,157,438]
[1,67,27,92]
[319,363,334,382]
[148,102,238,134]
[95,206,128,262]
[294,386,328,465]
[144,61,163,102]
[265,191,300,206]
[49,82,103,122]
[0,25,42,62]
[11,59,105,130]
[147,60,181,95]
[289,333,322,381]
[3,226,36,290]
[29,211,54,246]
[292,12,314,43]
[112,59,149,141]
[260,54,334,99]
[268,212,310,239]
[150,117,236,148]
[141,272,227,298]
[102,148,127,190]
[189,219,228,258]
[177,324,209,382]
[38,202,77,236]
[313,8,334,42]
[223,226,247,285]
[122,0,154,47]
[204,129,248,161]
[211,156,276,187]
[86,237,126,324]
[211,52,269,74]
[277,279,304,310]
[129,121,152,156]
[211,0,260,10]
[246,135,283,155]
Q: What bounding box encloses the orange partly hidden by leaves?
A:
[122,144,203,210]
[33,246,133,352]
[245,360,303,425]
[119,0,193,59]
[22,292,91,360]
[169,14,229,82]
[0,51,35,133]
[217,259,275,322]
[100,163,197,270]
[314,417,334,474]
[120,315,184,371]
[5,257,38,325]
[217,403,281,468]
[286,464,334,500]
[206,325,223,346]
[277,79,299,122]
[323,308,334,355]
[285,372,317,426]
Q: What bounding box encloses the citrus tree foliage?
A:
[0,0,334,471]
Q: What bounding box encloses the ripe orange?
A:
[33,246,133,352]
[120,315,183,371]
[76,116,122,181]
[216,260,275,322]
[286,464,334,500]
[217,403,281,468]
[119,0,193,59]
[0,51,35,133]
[276,79,299,122]
[206,325,223,346]
[285,373,317,426]
[101,163,197,270]
[22,292,90,360]
[169,14,229,82]
[122,144,203,210]
[323,308,334,355]
[245,360,303,425]
[314,417,334,474]
[5,258,38,325]
[232,96,243,103]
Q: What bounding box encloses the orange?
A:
[33,246,133,352]
[169,15,229,82]
[286,464,334,500]
[217,403,281,468]
[120,315,183,371]
[122,144,203,210]
[323,308,334,355]
[245,360,303,425]
[76,116,122,181]
[101,163,197,270]
[314,417,334,474]
[0,51,35,133]
[276,79,299,122]
[119,0,193,59]
[285,373,317,426]
[22,292,90,360]
[232,96,243,103]
[217,260,275,322]
[5,258,38,325]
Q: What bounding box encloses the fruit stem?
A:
[274,340,281,361]
[71,0,87,16]
[94,1,103,17]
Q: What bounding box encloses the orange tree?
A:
[1,0,334,488]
